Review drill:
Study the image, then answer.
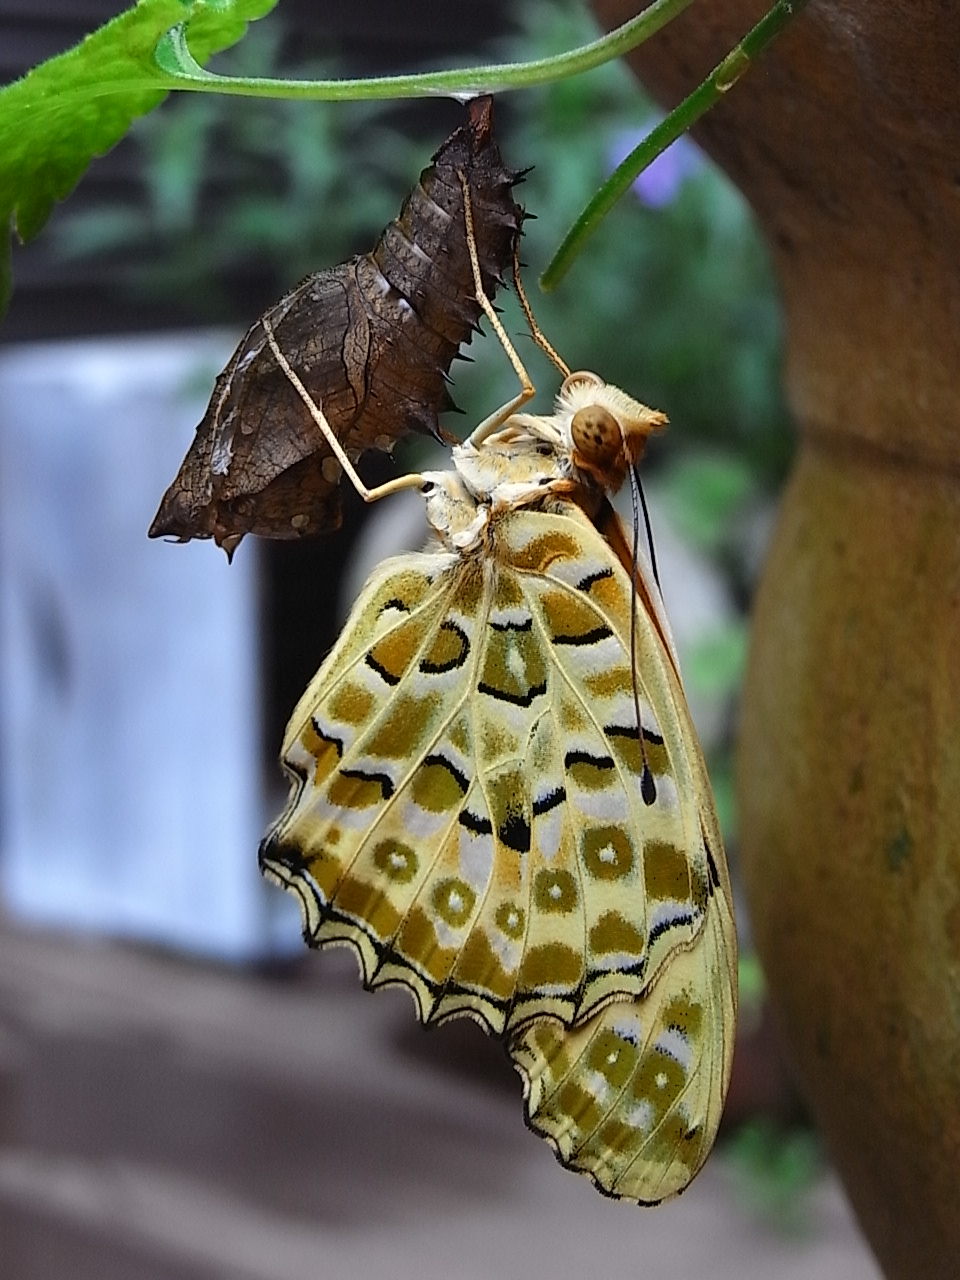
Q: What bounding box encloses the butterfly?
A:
[259,179,738,1203]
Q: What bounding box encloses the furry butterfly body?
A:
[260,377,737,1202]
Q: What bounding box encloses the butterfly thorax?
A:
[420,425,570,555]
[422,374,668,558]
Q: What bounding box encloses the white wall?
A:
[0,333,296,959]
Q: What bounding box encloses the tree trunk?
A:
[591,3,960,1276]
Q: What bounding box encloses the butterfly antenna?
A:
[629,465,657,806]
[630,463,661,593]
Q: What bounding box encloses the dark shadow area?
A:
[0,1204,213,1280]
[0,938,529,1230]
[390,1010,520,1100]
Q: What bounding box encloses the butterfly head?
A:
[555,372,668,494]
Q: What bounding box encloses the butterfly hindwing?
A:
[509,856,737,1204]
[498,507,715,1011]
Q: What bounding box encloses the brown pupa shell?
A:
[149,96,524,555]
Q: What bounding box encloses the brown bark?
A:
[592,3,960,1275]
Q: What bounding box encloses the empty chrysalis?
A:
[150,97,525,556]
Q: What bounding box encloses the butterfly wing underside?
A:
[260,491,736,1201]
[502,498,737,1203]
[510,881,736,1203]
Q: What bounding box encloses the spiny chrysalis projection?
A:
[149,96,524,556]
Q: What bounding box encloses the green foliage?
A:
[737,951,768,1017]
[725,1119,823,1235]
[52,23,412,312]
[704,746,737,848]
[542,0,811,286]
[0,0,808,327]
[0,0,703,318]
[41,0,789,799]
[37,17,497,315]
[488,4,791,484]
[0,0,277,311]
[687,623,749,699]
[659,452,757,551]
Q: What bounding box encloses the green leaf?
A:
[0,0,277,313]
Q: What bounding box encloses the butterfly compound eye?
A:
[570,405,623,469]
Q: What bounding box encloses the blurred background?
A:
[0,1,880,1275]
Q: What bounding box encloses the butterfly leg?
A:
[261,317,426,504]
[510,246,571,379]
[458,173,539,447]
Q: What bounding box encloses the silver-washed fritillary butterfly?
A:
[259,180,737,1203]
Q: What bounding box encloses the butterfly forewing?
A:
[261,495,717,1037]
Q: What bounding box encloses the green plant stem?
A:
[540,0,811,290]
[154,0,694,98]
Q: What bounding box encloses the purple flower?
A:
[608,127,703,208]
